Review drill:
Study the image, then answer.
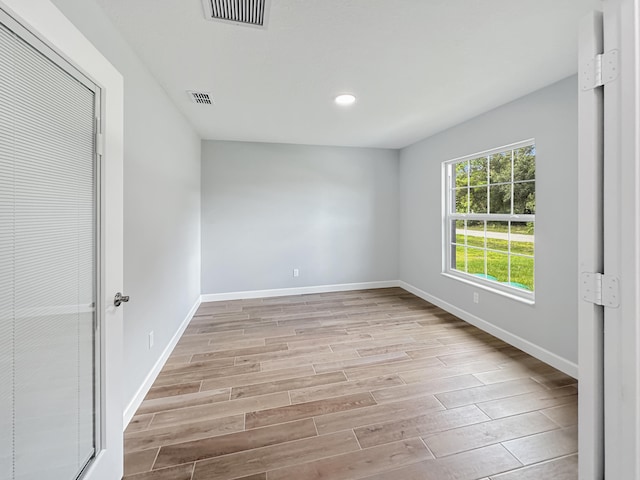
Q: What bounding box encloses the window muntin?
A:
[444,141,535,299]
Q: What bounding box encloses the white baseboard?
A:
[201,280,400,303]
[397,280,579,378]
[123,297,201,428]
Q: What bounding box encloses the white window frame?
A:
[442,139,535,303]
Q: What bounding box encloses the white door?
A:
[578,11,605,480]
[0,6,123,480]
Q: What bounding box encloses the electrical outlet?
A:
[148,331,154,349]
[473,292,479,304]
[293,268,299,277]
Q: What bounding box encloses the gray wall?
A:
[201,141,399,294]
[52,0,202,405]
[399,76,578,365]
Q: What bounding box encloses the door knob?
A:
[114,292,130,307]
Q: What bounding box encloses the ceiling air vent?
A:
[187,91,213,105]
[201,0,271,28]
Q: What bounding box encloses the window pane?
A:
[469,157,488,187]
[514,181,535,214]
[454,161,468,188]
[489,151,511,184]
[510,221,534,255]
[454,220,466,245]
[455,188,468,214]
[466,221,484,248]
[487,251,509,283]
[486,221,509,252]
[514,145,535,181]
[469,186,487,213]
[510,255,534,291]
[453,244,466,272]
[489,184,511,214]
[466,246,485,278]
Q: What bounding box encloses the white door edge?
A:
[578,11,605,480]
[603,0,640,478]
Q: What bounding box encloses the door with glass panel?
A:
[0,13,100,480]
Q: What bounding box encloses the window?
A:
[443,140,535,301]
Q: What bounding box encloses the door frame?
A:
[578,11,605,480]
[0,1,125,478]
[602,0,640,478]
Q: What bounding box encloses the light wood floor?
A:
[123,287,578,480]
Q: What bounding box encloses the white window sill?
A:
[441,271,535,306]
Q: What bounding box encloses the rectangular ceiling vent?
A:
[201,0,271,28]
[187,91,213,105]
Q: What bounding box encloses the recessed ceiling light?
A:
[335,94,356,106]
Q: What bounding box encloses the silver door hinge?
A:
[95,117,104,156]
[581,272,620,308]
[581,50,619,91]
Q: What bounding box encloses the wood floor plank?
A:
[191,431,360,480]
[125,415,244,453]
[123,463,194,480]
[502,425,578,465]
[435,378,547,408]
[200,365,316,391]
[354,405,491,448]
[371,374,483,404]
[231,371,347,400]
[136,388,230,415]
[423,411,558,457]
[541,402,578,427]
[476,386,577,419]
[359,444,522,480]
[313,351,410,374]
[532,371,578,389]
[344,356,444,381]
[124,289,578,480]
[399,361,500,384]
[144,381,201,400]
[472,362,558,385]
[328,335,416,352]
[260,349,360,371]
[125,414,154,434]
[190,343,289,363]
[289,374,404,404]
[314,395,444,435]
[490,454,578,479]
[245,392,377,429]
[154,363,261,387]
[267,438,432,480]
[149,392,290,429]
[282,333,373,349]
[437,348,526,367]
[232,345,329,364]
[153,418,318,469]
[124,448,159,476]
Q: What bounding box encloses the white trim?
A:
[201,281,399,302]
[398,280,578,378]
[442,138,536,165]
[442,140,536,304]
[122,297,201,428]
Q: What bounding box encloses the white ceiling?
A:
[94,0,595,149]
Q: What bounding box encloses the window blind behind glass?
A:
[0,20,96,480]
